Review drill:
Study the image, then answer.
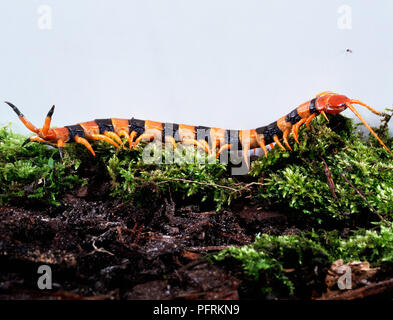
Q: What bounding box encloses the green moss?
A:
[213,222,393,298]
[0,125,82,206]
[251,113,393,223]
[106,142,239,210]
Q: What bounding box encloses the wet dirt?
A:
[0,187,292,300]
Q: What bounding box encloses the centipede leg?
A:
[22,137,32,147]
[292,118,306,144]
[104,131,123,146]
[273,136,286,151]
[257,138,268,158]
[128,131,137,149]
[183,139,209,153]
[320,111,329,122]
[42,105,55,136]
[165,136,177,149]
[199,140,210,154]
[26,135,57,147]
[5,102,39,134]
[306,114,317,129]
[133,133,155,148]
[118,130,130,147]
[216,144,231,159]
[91,134,120,149]
[57,139,65,160]
[283,129,292,151]
[75,136,95,156]
[243,143,250,170]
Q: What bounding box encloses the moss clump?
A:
[251,113,393,224]
[213,223,393,299]
[0,125,82,206]
[106,143,239,210]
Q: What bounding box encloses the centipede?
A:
[5,91,392,169]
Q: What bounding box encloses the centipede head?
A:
[317,94,392,155]
[5,101,58,144]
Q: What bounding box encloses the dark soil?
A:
[0,180,297,300]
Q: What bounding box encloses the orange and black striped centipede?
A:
[5,91,392,169]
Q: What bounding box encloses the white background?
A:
[0,0,392,135]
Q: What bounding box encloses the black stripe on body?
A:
[309,98,318,114]
[66,124,85,140]
[129,118,145,137]
[255,122,283,144]
[95,119,114,134]
[225,130,241,150]
[162,123,179,142]
[285,108,301,125]
[196,126,210,142]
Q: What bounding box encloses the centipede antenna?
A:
[350,100,380,115]
[346,103,392,155]
[58,147,64,161]
[42,105,55,136]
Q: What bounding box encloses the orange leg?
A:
[257,138,268,158]
[118,130,130,147]
[320,110,329,122]
[216,144,231,159]
[283,129,292,151]
[25,135,56,147]
[75,136,95,156]
[199,140,211,154]
[133,133,155,148]
[273,136,286,151]
[5,102,39,134]
[306,114,317,129]
[292,118,307,143]
[242,142,250,170]
[269,143,274,150]
[91,134,120,149]
[128,131,137,149]
[183,139,209,153]
[57,139,65,160]
[42,105,55,136]
[165,136,177,149]
[104,131,123,146]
